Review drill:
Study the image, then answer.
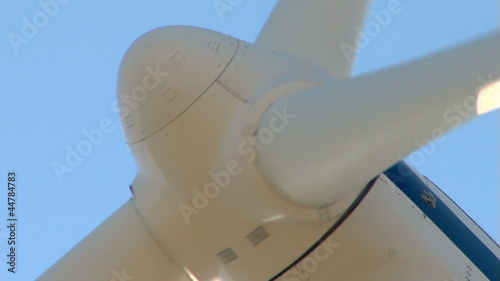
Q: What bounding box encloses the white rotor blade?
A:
[38,200,191,281]
[255,0,371,79]
[257,32,500,207]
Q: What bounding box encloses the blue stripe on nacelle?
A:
[384,162,499,281]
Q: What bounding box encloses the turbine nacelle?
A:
[117,26,238,144]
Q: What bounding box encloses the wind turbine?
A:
[39,0,499,280]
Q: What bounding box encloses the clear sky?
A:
[0,1,498,280]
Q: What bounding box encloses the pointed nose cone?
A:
[117,26,238,144]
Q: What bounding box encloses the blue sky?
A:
[0,1,498,280]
